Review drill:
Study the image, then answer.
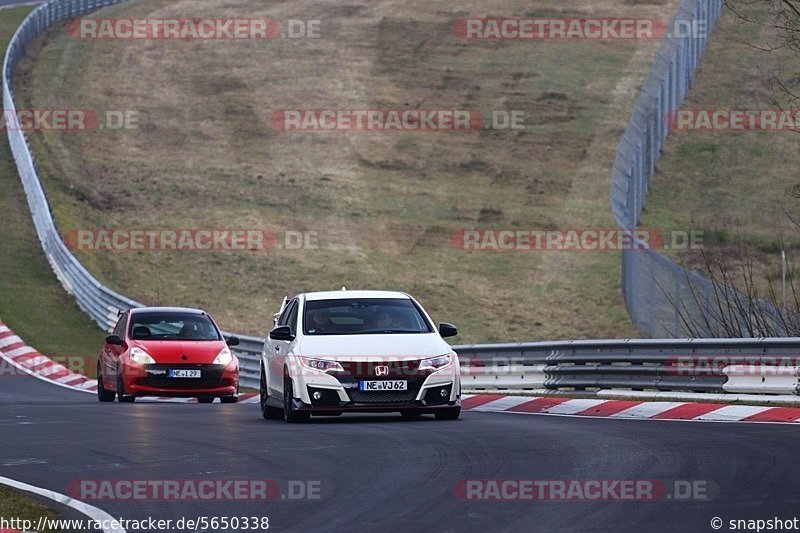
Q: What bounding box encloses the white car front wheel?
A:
[260,366,283,420]
[283,369,310,423]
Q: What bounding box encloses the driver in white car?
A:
[308,308,333,333]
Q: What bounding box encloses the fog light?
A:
[440,388,448,397]
[312,391,323,400]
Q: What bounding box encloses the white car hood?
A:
[297,333,451,360]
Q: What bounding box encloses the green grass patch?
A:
[0,6,105,364]
[11,0,685,342]
[642,3,800,292]
[0,485,61,533]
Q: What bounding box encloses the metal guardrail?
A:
[4,0,135,331]
[457,339,800,395]
[2,0,265,388]
[4,0,794,396]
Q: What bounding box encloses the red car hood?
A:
[131,340,225,365]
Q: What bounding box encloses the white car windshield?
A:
[303,298,433,335]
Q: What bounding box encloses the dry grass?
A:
[14,0,682,342]
[0,486,61,533]
[0,5,105,361]
[642,3,800,298]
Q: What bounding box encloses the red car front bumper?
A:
[121,360,239,397]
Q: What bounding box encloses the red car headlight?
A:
[130,347,155,365]
[213,346,234,366]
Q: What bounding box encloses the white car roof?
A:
[302,290,411,301]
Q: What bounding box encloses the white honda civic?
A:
[259,290,461,422]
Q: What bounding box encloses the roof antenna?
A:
[341,286,347,291]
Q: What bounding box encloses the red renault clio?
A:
[97,307,240,403]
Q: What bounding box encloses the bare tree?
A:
[727,0,800,119]
[664,241,800,337]
[662,2,800,336]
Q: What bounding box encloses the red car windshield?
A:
[128,312,221,341]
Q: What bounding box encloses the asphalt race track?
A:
[1,372,798,533]
[0,0,797,531]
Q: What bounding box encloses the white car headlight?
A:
[299,357,344,373]
[213,346,234,366]
[130,347,155,365]
[419,353,452,371]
